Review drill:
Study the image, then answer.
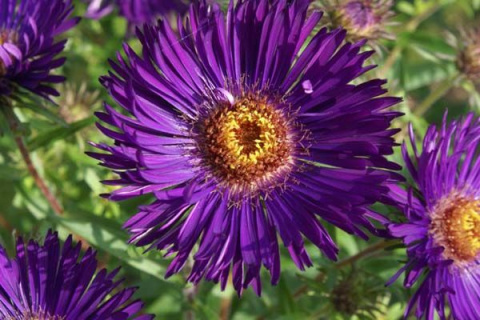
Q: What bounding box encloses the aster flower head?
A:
[0,230,152,320]
[0,0,79,100]
[329,270,388,318]
[387,113,480,319]
[57,82,101,123]
[317,0,395,43]
[85,0,190,27]
[455,27,480,80]
[90,0,402,295]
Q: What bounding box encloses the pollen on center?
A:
[197,96,295,193]
[430,194,480,264]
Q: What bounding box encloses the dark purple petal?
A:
[387,112,480,318]
[0,231,151,319]
[0,0,79,99]
[92,0,402,295]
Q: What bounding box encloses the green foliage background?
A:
[1,0,479,319]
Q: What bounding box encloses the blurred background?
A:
[0,0,479,318]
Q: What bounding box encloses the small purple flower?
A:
[90,0,401,295]
[387,113,480,319]
[85,0,189,27]
[0,0,79,99]
[319,0,395,43]
[0,230,152,320]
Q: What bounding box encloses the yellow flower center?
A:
[198,96,294,194]
[430,194,480,264]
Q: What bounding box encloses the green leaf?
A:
[335,229,358,256]
[51,212,168,282]
[278,277,297,314]
[84,168,103,194]
[12,90,67,127]
[27,117,95,151]
[474,0,480,10]
[16,181,168,282]
[0,111,8,136]
[396,1,416,15]
[15,181,52,220]
[402,61,457,92]
[0,165,21,181]
[457,0,476,17]
[408,32,456,58]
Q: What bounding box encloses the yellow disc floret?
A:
[198,96,294,194]
[430,194,480,264]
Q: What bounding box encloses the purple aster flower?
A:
[0,230,152,320]
[318,0,395,44]
[90,0,402,295]
[0,0,79,99]
[85,0,190,27]
[387,113,480,319]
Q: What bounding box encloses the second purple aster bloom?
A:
[319,0,395,44]
[388,114,480,319]
[0,0,79,99]
[85,0,190,27]
[0,231,152,320]
[90,0,402,294]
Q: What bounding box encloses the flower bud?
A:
[456,28,480,80]
[318,0,395,43]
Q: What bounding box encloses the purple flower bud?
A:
[319,0,395,43]
[457,27,480,80]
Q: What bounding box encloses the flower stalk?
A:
[293,240,397,299]
[377,3,441,78]
[3,105,64,215]
[2,104,95,251]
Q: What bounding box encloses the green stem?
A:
[219,295,232,320]
[335,240,394,268]
[293,240,397,299]
[3,106,64,216]
[2,102,91,250]
[308,303,330,320]
[185,285,198,320]
[377,4,441,79]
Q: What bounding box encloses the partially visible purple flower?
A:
[90,0,401,295]
[85,0,116,19]
[85,0,190,27]
[456,27,480,80]
[387,113,480,319]
[0,230,152,320]
[0,0,79,99]
[317,0,395,44]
